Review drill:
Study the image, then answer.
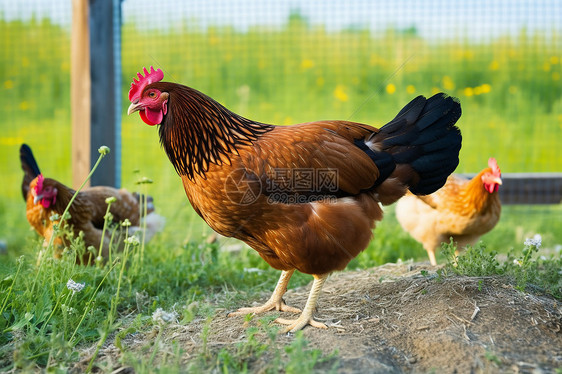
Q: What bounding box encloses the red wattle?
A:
[145,107,163,125]
[140,110,158,126]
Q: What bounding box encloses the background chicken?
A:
[127,67,462,332]
[396,158,502,265]
[20,144,164,263]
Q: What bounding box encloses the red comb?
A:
[488,158,501,175]
[128,66,164,102]
[35,174,44,192]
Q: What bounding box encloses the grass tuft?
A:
[441,237,561,299]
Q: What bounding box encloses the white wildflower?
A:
[105,196,117,204]
[66,279,85,293]
[121,219,132,227]
[524,234,542,249]
[98,145,110,155]
[152,308,178,325]
[243,267,265,274]
[513,259,522,267]
[61,304,76,315]
[125,235,140,246]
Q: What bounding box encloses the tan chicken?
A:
[396,158,502,265]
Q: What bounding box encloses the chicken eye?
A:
[148,91,156,98]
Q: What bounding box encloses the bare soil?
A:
[88,263,562,373]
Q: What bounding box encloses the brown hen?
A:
[20,144,160,263]
[127,67,462,332]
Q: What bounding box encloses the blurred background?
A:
[0,0,560,263]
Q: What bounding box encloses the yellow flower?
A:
[442,76,455,90]
[431,87,440,95]
[489,60,499,71]
[406,85,416,94]
[4,80,14,89]
[385,83,396,95]
[542,62,551,72]
[19,101,30,110]
[301,59,315,70]
[550,56,559,65]
[474,84,491,95]
[552,72,560,81]
[479,84,491,94]
[334,85,349,102]
[0,136,24,145]
[463,87,474,97]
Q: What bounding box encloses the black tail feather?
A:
[20,143,42,201]
[377,93,462,195]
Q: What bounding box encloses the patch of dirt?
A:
[91,263,562,373]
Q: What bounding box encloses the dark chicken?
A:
[128,66,462,332]
[21,144,159,263]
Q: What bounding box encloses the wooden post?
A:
[89,0,119,187]
[71,0,121,188]
[71,0,91,189]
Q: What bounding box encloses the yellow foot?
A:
[228,299,301,317]
[275,316,327,333]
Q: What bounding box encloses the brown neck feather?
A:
[45,179,87,217]
[461,169,497,212]
[154,83,274,179]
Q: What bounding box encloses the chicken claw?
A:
[228,298,301,316]
[228,270,301,317]
[275,273,329,333]
[276,315,327,333]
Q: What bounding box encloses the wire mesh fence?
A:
[0,0,560,253]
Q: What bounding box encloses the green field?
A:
[1,16,561,253]
[0,15,561,371]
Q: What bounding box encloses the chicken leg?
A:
[275,273,329,333]
[228,270,301,316]
[425,245,437,266]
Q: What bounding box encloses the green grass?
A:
[0,172,559,370]
[0,14,561,372]
[440,237,562,300]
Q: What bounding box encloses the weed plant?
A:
[441,236,562,299]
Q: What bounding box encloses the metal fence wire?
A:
[1,0,560,248]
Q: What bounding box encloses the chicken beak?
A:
[127,101,143,115]
[494,177,503,185]
[33,194,43,204]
